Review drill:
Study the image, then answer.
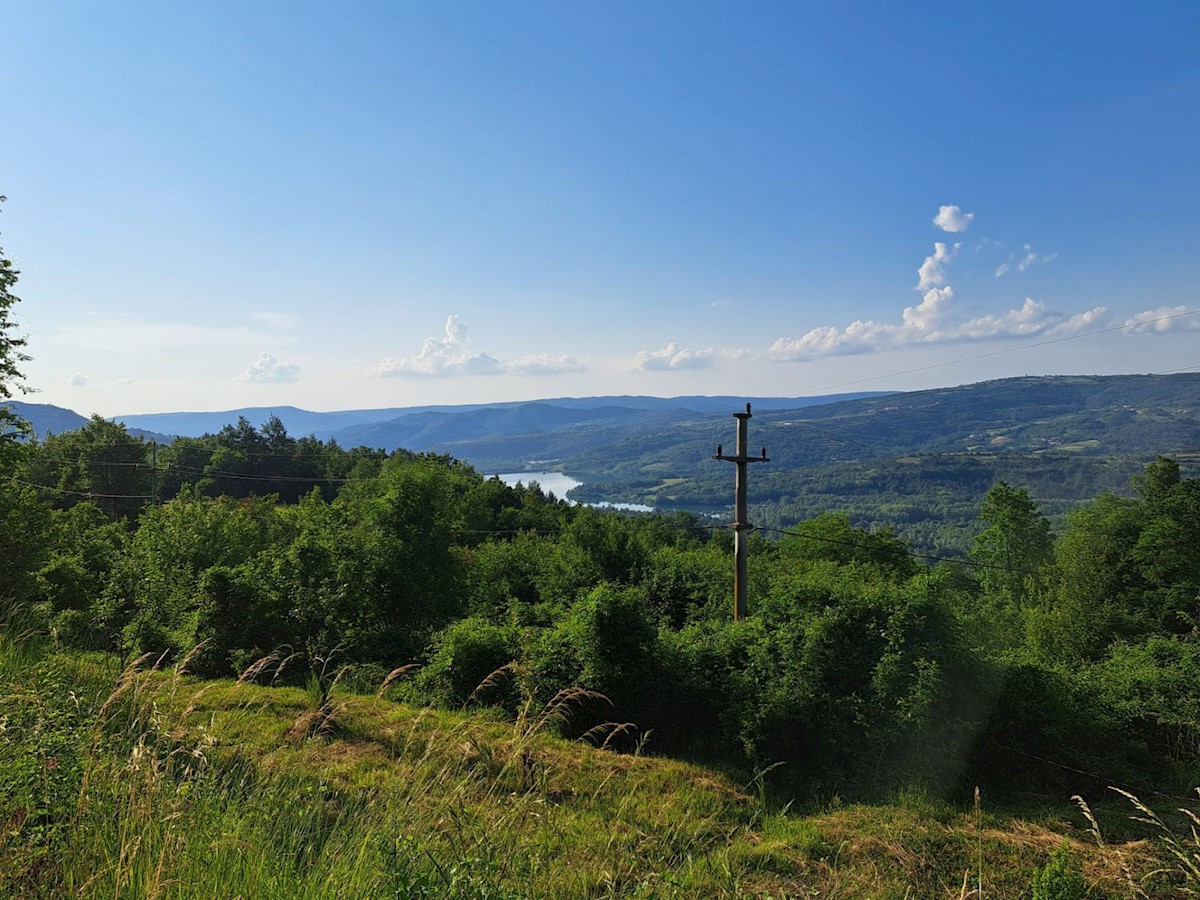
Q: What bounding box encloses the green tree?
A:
[0,196,31,448]
[969,481,1053,610]
[26,417,149,519]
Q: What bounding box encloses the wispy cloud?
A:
[506,354,586,376]
[996,243,1058,277]
[634,342,717,371]
[1017,244,1057,272]
[54,315,291,353]
[933,205,974,233]
[236,353,301,384]
[68,372,90,388]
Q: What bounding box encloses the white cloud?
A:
[1044,306,1111,336]
[505,354,586,376]
[720,347,755,361]
[902,286,956,334]
[1017,244,1058,272]
[375,315,502,378]
[634,342,717,371]
[997,245,1057,277]
[933,205,974,233]
[374,315,583,378]
[916,241,960,291]
[68,372,90,388]
[1124,305,1200,333]
[768,297,1111,362]
[942,299,1106,341]
[237,353,301,384]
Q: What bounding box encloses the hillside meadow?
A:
[1,634,1190,899]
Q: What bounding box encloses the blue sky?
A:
[3,1,1199,414]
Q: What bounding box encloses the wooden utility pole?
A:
[712,403,768,620]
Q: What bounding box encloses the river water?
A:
[491,471,653,512]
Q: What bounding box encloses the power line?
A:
[752,523,1037,575]
[162,462,352,484]
[7,476,152,501]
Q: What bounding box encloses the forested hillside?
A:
[563,374,1200,552]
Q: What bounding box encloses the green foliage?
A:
[1030,840,1087,900]
[970,480,1054,610]
[777,512,919,579]
[418,617,520,707]
[0,474,52,623]
[0,195,31,447]
[22,417,149,519]
[565,582,659,708]
[745,566,978,791]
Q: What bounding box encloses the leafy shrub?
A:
[1031,840,1086,900]
[50,607,103,651]
[564,583,658,711]
[418,617,520,707]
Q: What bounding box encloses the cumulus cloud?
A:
[1045,306,1112,336]
[767,205,1117,364]
[1124,305,1200,333]
[945,299,1107,341]
[237,353,301,384]
[902,286,956,334]
[768,296,1111,362]
[933,205,974,233]
[375,315,584,378]
[916,242,960,291]
[375,316,501,378]
[634,343,717,371]
[68,373,90,388]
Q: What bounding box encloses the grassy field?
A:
[1,636,1193,898]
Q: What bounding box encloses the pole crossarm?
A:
[710,403,769,621]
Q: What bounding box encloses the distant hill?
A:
[539,373,1200,554]
[11,376,1198,554]
[556,373,1200,479]
[112,392,893,441]
[6,402,172,444]
[6,401,88,438]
